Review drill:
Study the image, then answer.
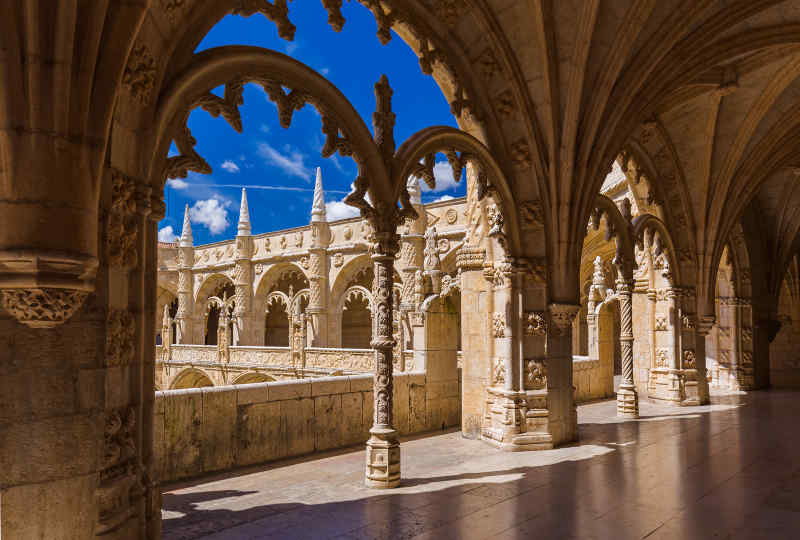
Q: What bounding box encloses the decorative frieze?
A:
[107,169,138,268]
[456,246,485,271]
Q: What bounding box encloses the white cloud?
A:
[158,226,178,243]
[325,200,360,221]
[414,161,462,192]
[320,67,330,76]
[257,142,312,181]
[285,42,299,55]
[432,194,455,203]
[189,198,231,235]
[221,160,240,173]
[166,178,189,190]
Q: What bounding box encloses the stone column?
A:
[365,231,401,488]
[691,316,713,405]
[233,189,254,345]
[616,278,639,417]
[175,205,194,344]
[548,303,581,444]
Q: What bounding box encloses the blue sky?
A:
[158,3,465,245]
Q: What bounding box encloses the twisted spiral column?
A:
[617,280,639,417]
[365,232,400,488]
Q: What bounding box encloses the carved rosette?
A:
[524,311,547,336]
[1,289,89,329]
[548,304,580,337]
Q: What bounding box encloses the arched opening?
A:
[707,245,737,390]
[171,368,214,389]
[203,280,236,346]
[265,295,290,347]
[233,372,275,384]
[770,264,800,388]
[157,296,179,345]
[342,289,372,349]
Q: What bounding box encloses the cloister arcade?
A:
[4,1,800,538]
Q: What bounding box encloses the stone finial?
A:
[179,204,193,247]
[237,188,251,235]
[311,167,327,222]
[407,176,422,206]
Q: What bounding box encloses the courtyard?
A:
[162,391,800,539]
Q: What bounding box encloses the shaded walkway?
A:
[162,391,800,539]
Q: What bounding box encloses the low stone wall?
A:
[154,372,460,483]
[572,356,614,402]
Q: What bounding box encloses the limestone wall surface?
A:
[154,372,460,483]
[572,356,614,403]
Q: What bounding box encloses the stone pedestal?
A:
[365,427,401,488]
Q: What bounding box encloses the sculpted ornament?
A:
[525,359,547,390]
[122,43,156,105]
[683,349,696,369]
[655,316,668,331]
[520,200,544,230]
[655,348,669,368]
[1,289,89,329]
[333,253,344,267]
[106,310,136,367]
[446,208,458,224]
[524,312,547,336]
[548,304,580,337]
[107,169,138,268]
[492,312,506,338]
[493,357,506,385]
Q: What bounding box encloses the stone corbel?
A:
[0,250,97,328]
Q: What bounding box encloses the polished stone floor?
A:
[162,391,800,539]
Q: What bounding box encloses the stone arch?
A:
[254,263,309,345]
[193,273,236,345]
[264,291,290,347]
[624,136,696,287]
[232,372,274,385]
[341,285,373,349]
[156,287,178,345]
[170,368,214,389]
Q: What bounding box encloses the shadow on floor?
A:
[161,390,800,540]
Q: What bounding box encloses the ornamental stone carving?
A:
[492,312,506,338]
[493,356,506,385]
[682,314,696,330]
[524,311,547,336]
[742,327,753,342]
[525,359,547,390]
[344,226,353,240]
[683,349,696,369]
[438,238,450,253]
[456,246,485,271]
[520,200,544,230]
[97,406,140,535]
[122,42,156,105]
[548,304,580,336]
[655,315,668,331]
[106,310,136,367]
[333,253,344,267]
[1,289,89,329]
[107,169,138,268]
[655,348,669,368]
[446,208,458,224]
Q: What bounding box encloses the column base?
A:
[480,388,554,451]
[365,427,400,489]
[616,385,639,418]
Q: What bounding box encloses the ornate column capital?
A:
[697,315,715,336]
[548,303,580,336]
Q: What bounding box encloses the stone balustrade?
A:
[154,371,461,483]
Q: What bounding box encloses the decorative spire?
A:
[407,176,422,206]
[238,188,251,235]
[311,167,327,222]
[179,204,193,247]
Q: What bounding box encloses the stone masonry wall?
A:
[154,372,460,483]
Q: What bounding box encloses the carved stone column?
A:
[548,303,581,444]
[690,316,713,405]
[365,231,401,488]
[233,241,253,345]
[308,168,331,347]
[616,279,639,417]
